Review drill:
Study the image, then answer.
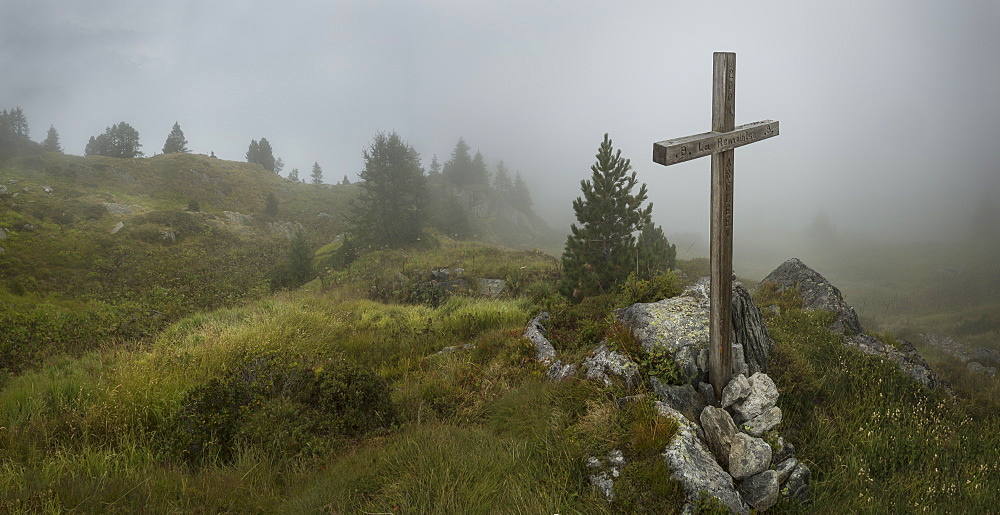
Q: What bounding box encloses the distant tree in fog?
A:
[42,125,62,153]
[85,122,143,158]
[288,167,300,181]
[311,162,323,184]
[162,122,189,154]
[350,131,426,246]
[246,138,276,172]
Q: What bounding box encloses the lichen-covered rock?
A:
[475,278,507,298]
[586,449,626,502]
[651,378,705,419]
[524,312,556,364]
[728,432,772,480]
[616,279,769,385]
[583,343,641,387]
[700,405,737,469]
[740,469,780,511]
[721,373,750,408]
[732,373,779,422]
[741,406,782,437]
[110,221,124,234]
[659,402,748,514]
[616,292,710,383]
[546,360,577,381]
[103,202,136,215]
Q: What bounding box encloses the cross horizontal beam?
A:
[652,120,779,166]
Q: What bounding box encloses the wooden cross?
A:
[651,52,779,401]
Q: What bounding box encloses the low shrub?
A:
[160,351,396,467]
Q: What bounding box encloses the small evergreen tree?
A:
[264,192,279,218]
[274,157,285,175]
[471,150,490,187]
[162,122,189,154]
[272,230,314,290]
[310,162,323,184]
[350,131,427,247]
[288,167,299,181]
[42,125,62,152]
[559,133,652,299]
[635,223,677,280]
[511,172,534,213]
[341,175,351,185]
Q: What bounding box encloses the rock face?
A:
[615,279,771,385]
[920,333,999,378]
[524,312,556,365]
[758,258,937,387]
[659,403,749,514]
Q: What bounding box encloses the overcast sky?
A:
[2,0,998,244]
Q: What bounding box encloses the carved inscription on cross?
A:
[651,52,779,401]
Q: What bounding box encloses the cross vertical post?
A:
[651,52,778,402]
[710,52,736,401]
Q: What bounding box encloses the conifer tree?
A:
[85,122,142,158]
[559,133,652,299]
[311,162,323,184]
[288,167,299,181]
[274,157,285,175]
[494,160,513,193]
[341,175,351,185]
[42,125,62,152]
[443,138,474,188]
[162,122,189,154]
[350,131,427,246]
[246,138,276,172]
[471,150,490,187]
[428,154,441,177]
[511,172,534,213]
[636,222,676,280]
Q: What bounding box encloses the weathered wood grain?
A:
[652,120,778,166]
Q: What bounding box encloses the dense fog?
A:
[3,0,998,267]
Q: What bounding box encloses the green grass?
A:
[758,290,1000,512]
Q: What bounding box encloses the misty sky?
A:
[2,0,998,243]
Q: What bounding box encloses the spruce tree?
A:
[350,131,427,247]
[246,138,276,172]
[428,154,441,177]
[443,138,474,188]
[288,167,299,181]
[310,162,323,184]
[42,125,62,152]
[85,122,142,158]
[559,133,652,299]
[511,172,534,213]
[494,160,513,193]
[162,122,189,153]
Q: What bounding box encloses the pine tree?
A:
[310,162,323,184]
[350,131,427,247]
[162,122,189,154]
[559,133,652,299]
[264,192,279,218]
[341,175,351,185]
[274,157,285,175]
[42,125,62,152]
[288,167,299,181]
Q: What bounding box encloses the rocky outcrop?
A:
[615,278,772,385]
[758,258,938,387]
[583,343,641,387]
